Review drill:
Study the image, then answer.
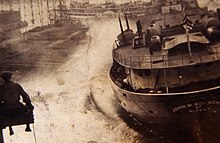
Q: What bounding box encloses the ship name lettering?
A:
[172,101,220,113]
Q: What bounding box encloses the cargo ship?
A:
[68,0,153,18]
[110,0,220,126]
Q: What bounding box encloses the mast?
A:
[124,14,130,30]
[119,16,125,41]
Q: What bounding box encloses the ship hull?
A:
[110,69,220,124]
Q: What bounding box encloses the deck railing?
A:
[113,44,220,69]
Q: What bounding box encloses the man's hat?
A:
[1,71,12,80]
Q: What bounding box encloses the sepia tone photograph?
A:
[0,0,220,143]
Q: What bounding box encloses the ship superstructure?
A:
[110,0,220,124]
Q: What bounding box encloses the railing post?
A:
[130,56,132,67]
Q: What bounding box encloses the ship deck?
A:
[113,41,220,69]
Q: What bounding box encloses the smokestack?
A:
[124,14,130,30]
[217,8,220,21]
[136,20,142,38]
[119,16,125,40]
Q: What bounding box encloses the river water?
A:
[2,16,140,143]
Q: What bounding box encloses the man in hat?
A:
[0,71,34,135]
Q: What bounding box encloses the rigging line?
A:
[32,124,37,143]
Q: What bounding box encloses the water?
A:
[2,17,140,143]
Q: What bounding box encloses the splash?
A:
[3,18,138,143]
